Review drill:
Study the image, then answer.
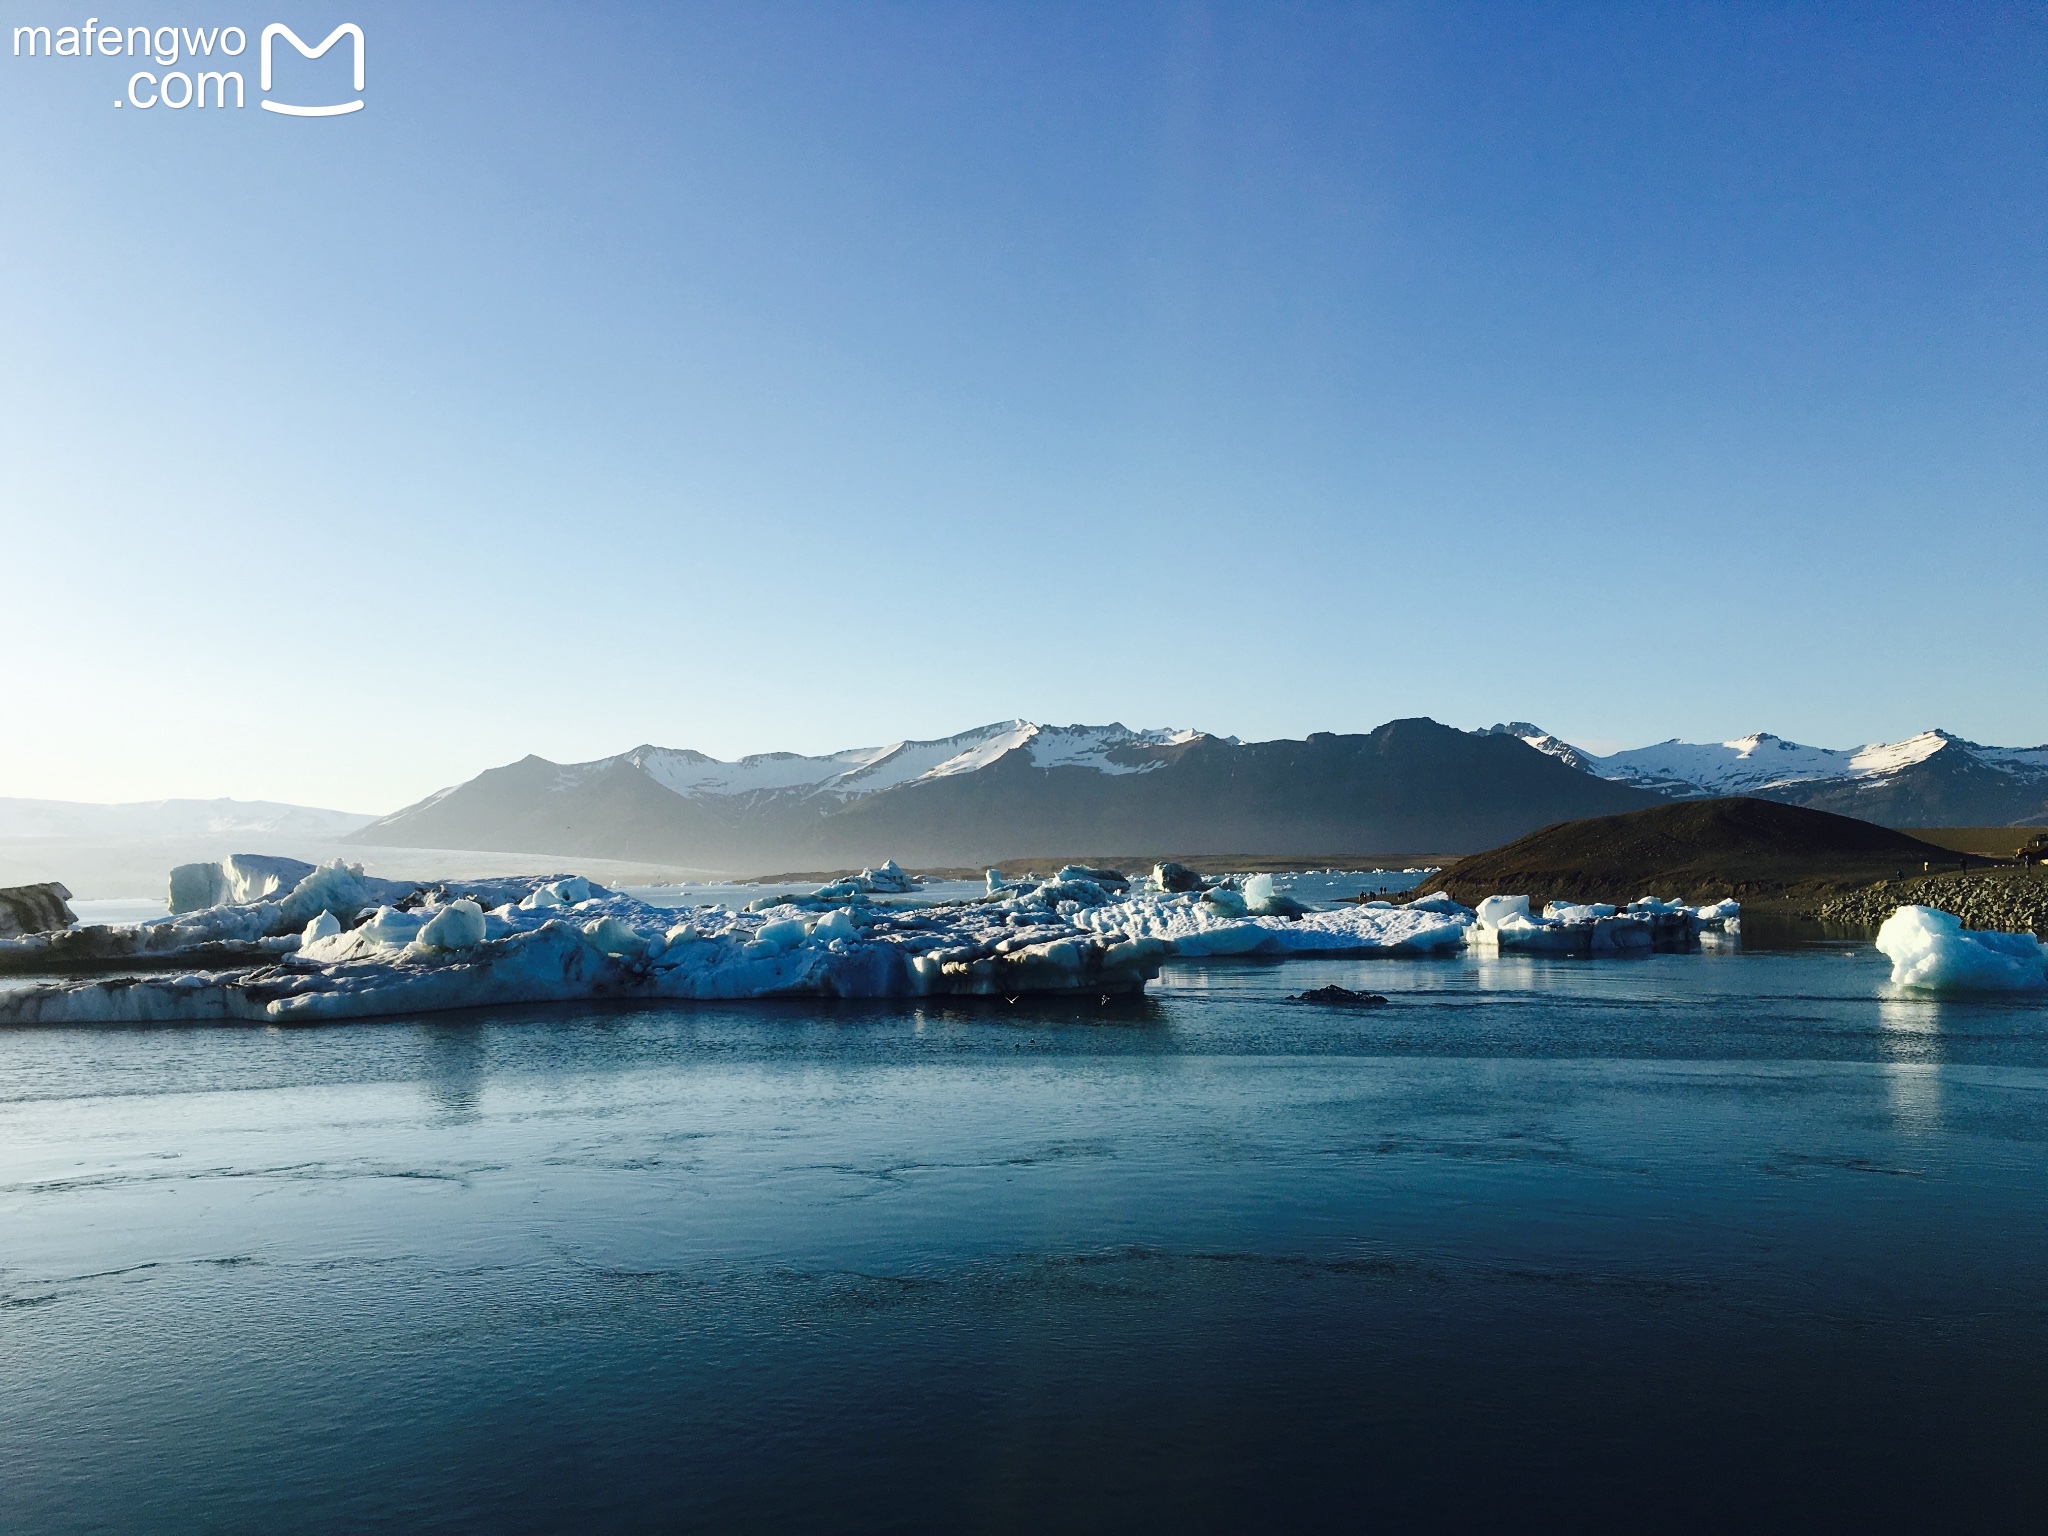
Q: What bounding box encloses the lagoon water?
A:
[4,934,2045,1532]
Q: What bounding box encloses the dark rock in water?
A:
[0,881,76,938]
[1153,861,1205,893]
[1290,985,1389,1007]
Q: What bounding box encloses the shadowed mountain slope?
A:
[352,718,1666,874]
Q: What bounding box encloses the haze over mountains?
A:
[346,717,2048,875]
[350,719,1655,872]
[14,720,2042,884]
[0,798,375,840]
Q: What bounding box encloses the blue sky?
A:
[1,1,2042,811]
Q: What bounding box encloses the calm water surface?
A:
[3,937,2044,1532]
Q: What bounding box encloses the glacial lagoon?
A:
[3,934,2045,1532]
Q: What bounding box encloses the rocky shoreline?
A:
[1812,869,2048,936]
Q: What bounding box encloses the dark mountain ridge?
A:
[352,718,1666,874]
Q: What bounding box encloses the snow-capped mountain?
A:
[1493,726,2048,827]
[354,718,1659,873]
[0,797,378,840]
[559,722,1218,803]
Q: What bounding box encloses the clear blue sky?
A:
[2,1,2042,811]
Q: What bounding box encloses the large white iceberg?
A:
[1064,889,1472,956]
[168,853,326,913]
[1875,905,2048,992]
[0,871,1174,1025]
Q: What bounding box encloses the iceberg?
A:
[1466,891,1735,955]
[1151,862,1205,893]
[0,881,75,938]
[1241,873,1309,919]
[0,860,534,976]
[0,855,1747,1027]
[810,863,921,899]
[1875,906,2048,992]
[168,854,319,914]
[0,867,1176,1025]
[1065,889,1472,957]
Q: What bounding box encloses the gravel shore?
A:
[1813,868,2048,935]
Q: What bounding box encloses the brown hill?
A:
[1415,798,1963,909]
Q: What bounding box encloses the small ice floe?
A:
[1151,861,1207,894]
[1875,905,2048,992]
[1064,884,1471,957]
[811,860,921,899]
[1465,893,1740,955]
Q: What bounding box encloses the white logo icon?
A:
[260,22,362,116]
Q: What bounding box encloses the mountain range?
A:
[1486,724,2048,828]
[348,719,1660,872]
[347,717,2048,874]
[18,720,2043,880]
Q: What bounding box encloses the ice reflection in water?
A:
[1877,996,1945,1133]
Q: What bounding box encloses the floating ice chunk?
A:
[755,917,808,951]
[811,908,858,941]
[581,915,649,956]
[860,860,917,893]
[418,899,486,951]
[1627,896,1687,915]
[1067,891,1469,956]
[985,869,1007,894]
[1202,886,1250,919]
[809,861,919,900]
[1475,895,1531,928]
[518,877,594,909]
[1405,891,1473,917]
[168,862,230,914]
[229,855,316,906]
[1152,862,1204,893]
[166,854,311,913]
[1240,873,1308,919]
[358,906,425,947]
[1543,901,1617,922]
[277,861,414,929]
[301,911,342,945]
[1875,905,2048,992]
[1487,912,1572,952]
[0,881,74,937]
